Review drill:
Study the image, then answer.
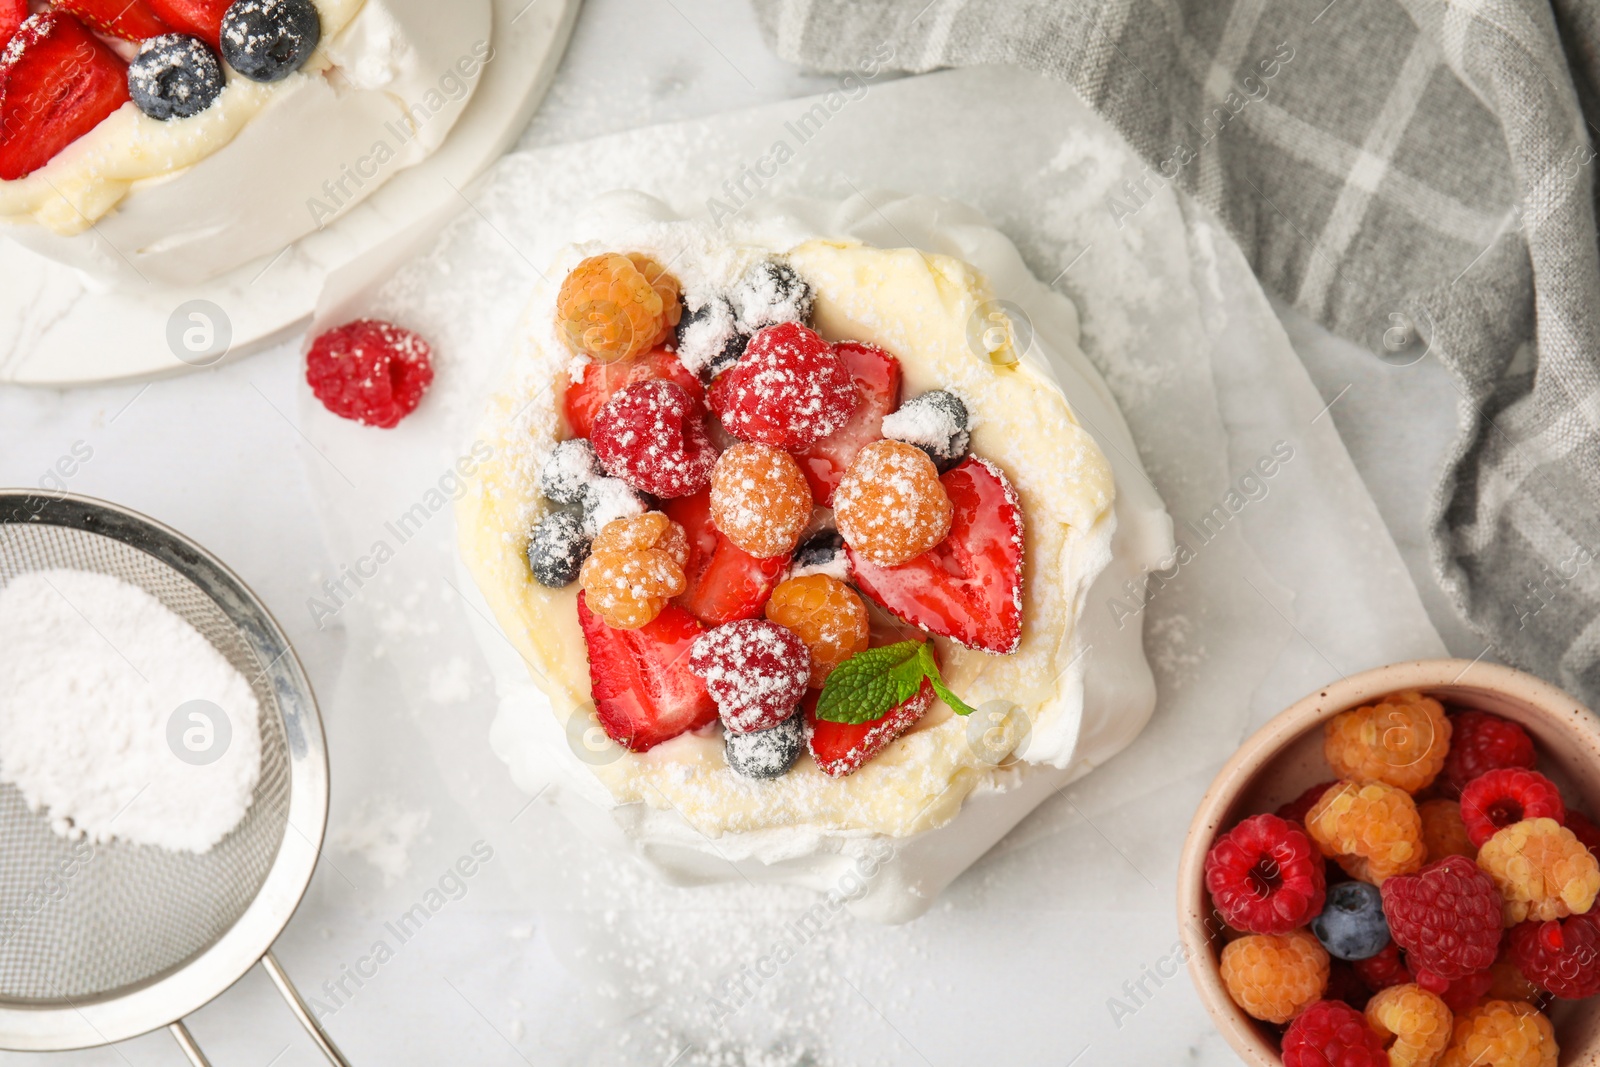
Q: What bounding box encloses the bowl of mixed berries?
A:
[1179,660,1600,1066]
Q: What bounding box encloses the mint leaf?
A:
[816,641,924,724]
[816,639,982,723]
[916,642,978,716]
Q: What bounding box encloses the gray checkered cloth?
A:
[752,0,1600,705]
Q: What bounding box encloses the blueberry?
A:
[790,529,846,579]
[881,390,971,470]
[724,713,803,779]
[221,0,321,83]
[732,261,814,333]
[128,35,223,121]
[674,295,747,379]
[1310,881,1390,961]
[539,439,603,506]
[527,510,589,588]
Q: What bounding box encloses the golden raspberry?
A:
[764,575,869,687]
[1420,798,1477,863]
[1307,780,1425,885]
[556,253,680,363]
[1476,818,1600,925]
[578,513,688,629]
[1366,983,1453,1067]
[1218,929,1328,1024]
[709,442,813,558]
[1486,955,1543,1004]
[1324,690,1452,794]
[834,440,953,566]
[626,253,682,346]
[1438,1000,1557,1067]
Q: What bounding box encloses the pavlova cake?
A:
[458,192,1173,921]
[0,0,490,284]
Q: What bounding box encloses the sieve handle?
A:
[168,1022,212,1067]
[262,949,354,1067]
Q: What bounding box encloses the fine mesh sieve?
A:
[0,491,350,1066]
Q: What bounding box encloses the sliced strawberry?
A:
[143,0,228,47]
[662,489,787,626]
[577,593,717,752]
[796,340,901,506]
[562,347,704,439]
[0,13,129,182]
[0,0,27,50]
[803,677,933,778]
[56,0,173,41]
[848,456,1024,654]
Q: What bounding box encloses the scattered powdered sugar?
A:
[731,260,815,332]
[675,295,742,377]
[0,569,262,854]
[427,655,473,705]
[581,476,649,537]
[334,794,431,887]
[881,390,971,466]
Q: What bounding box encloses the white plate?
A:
[0,0,580,387]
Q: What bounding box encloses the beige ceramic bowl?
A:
[1177,658,1600,1066]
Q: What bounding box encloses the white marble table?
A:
[0,1,1486,1063]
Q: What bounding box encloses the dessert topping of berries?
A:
[731,260,814,333]
[881,390,972,471]
[1460,768,1565,849]
[563,347,704,439]
[675,295,745,379]
[1220,929,1329,1024]
[0,12,130,182]
[305,318,434,428]
[220,0,320,82]
[577,595,714,752]
[1324,689,1452,794]
[1311,881,1391,961]
[708,442,813,558]
[146,0,231,48]
[1282,999,1389,1067]
[764,575,870,688]
[1476,817,1600,925]
[1507,912,1600,999]
[661,489,787,626]
[834,439,953,566]
[580,477,648,538]
[591,379,718,499]
[557,254,680,363]
[724,713,804,780]
[688,618,811,735]
[1307,780,1425,885]
[803,674,931,778]
[578,513,688,630]
[58,0,173,41]
[789,529,847,581]
[795,339,902,505]
[1204,813,1328,936]
[708,322,857,451]
[539,438,605,506]
[1365,983,1452,1067]
[847,456,1025,654]
[1381,855,1504,987]
[527,510,589,589]
[1442,711,1536,797]
[128,34,223,120]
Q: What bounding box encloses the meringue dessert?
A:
[0,0,490,285]
[459,192,1173,921]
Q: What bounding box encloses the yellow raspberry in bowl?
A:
[1476,817,1600,925]
[1324,689,1452,794]
[1366,983,1453,1067]
[1438,1000,1557,1067]
[1419,797,1477,862]
[1218,929,1328,1024]
[1306,780,1426,885]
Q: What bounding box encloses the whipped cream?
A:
[459,192,1174,921]
[0,0,490,285]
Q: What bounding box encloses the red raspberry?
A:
[1353,942,1414,993]
[1442,711,1535,797]
[1325,959,1373,1010]
[1204,814,1327,935]
[1381,856,1504,989]
[1438,968,1495,1015]
[305,319,433,428]
[592,379,718,498]
[708,323,857,451]
[1278,781,1338,826]
[1281,1000,1390,1067]
[1459,768,1565,848]
[1508,912,1600,999]
[1566,810,1600,863]
[687,619,810,734]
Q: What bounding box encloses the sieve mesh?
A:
[0,520,290,1004]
